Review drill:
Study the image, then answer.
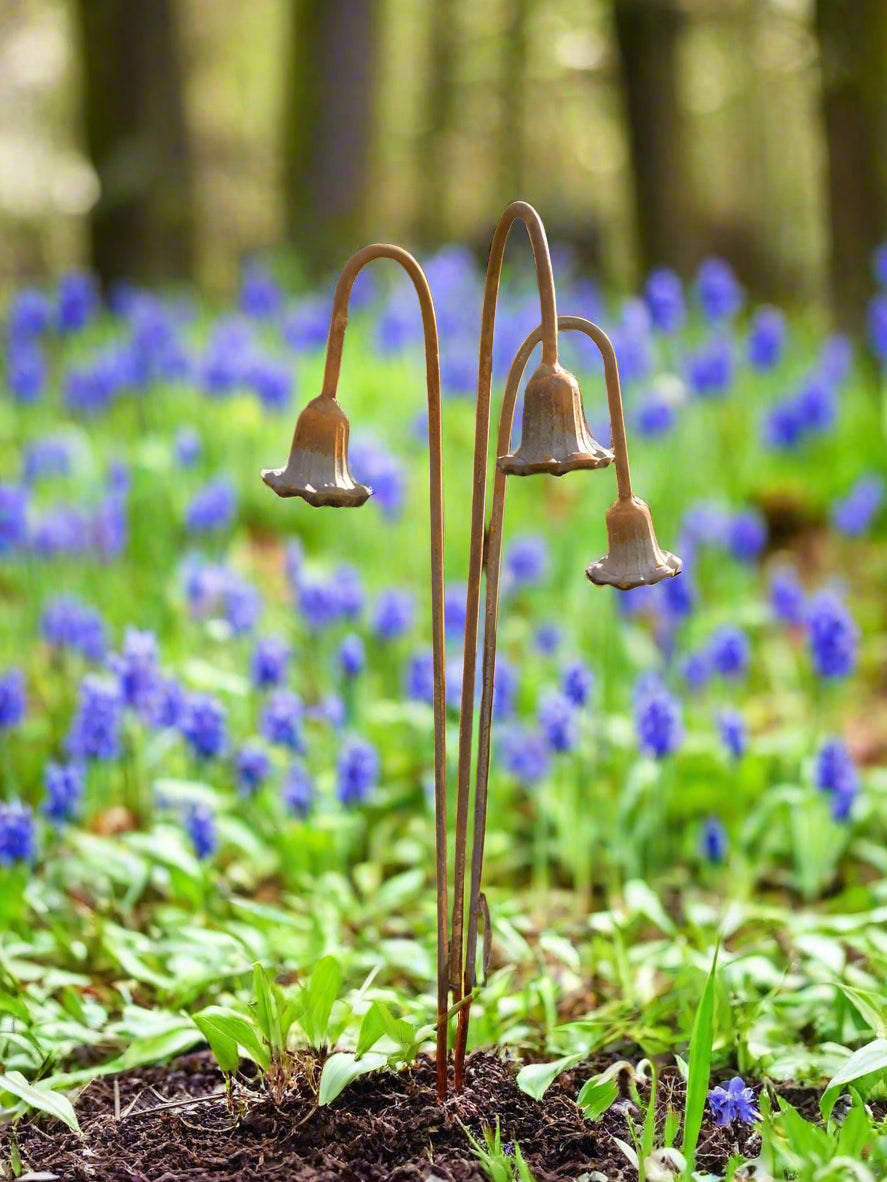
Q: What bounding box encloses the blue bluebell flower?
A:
[7,341,45,403]
[685,336,734,398]
[634,396,675,437]
[284,539,304,591]
[67,675,123,760]
[717,707,746,761]
[110,629,160,713]
[180,693,228,760]
[43,762,84,824]
[795,376,836,434]
[681,502,729,549]
[376,287,422,354]
[868,293,887,362]
[318,693,346,730]
[818,334,853,386]
[499,727,550,785]
[538,690,578,753]
[762,397,804,450]
[57,271,98,333]
[40,597,107,662]
[127,295,191,385]
[504,535,549,589]
[282,296,330,351]
[349,437,403,519]
[814,738,859,821]
[198,318,252,396]
[282,761,314,817]
[0,485,29,555]
[700,817,727,864]
[23,436,73,484]
[251,635,291,689]
[728,510,767,564]
[7,288,50,340]
[611,317,654,385]
[337,736,380,806]
[0,802,36,865]
[831,474,884,537]
[634,676,683,759]
[298,577,343,632]
[372,589,414,641]
[246,353,292,412]
[335,564,365,621]
[261,689,303,750]
[747,306,786,370]
[186,803,217,860]
[708,1078,759,1127]
[769,565,805,627]
[235,741,271,795]
[185,478,237,534]
[0,670,26,730]
[222,573,262,635]
[406,649,434,706]
[695,258,742,322]
[147,676,185,730]
[444,583,467,641]
[493,658,518,721]
[534,623,561,656]
[658,565,697,620]
[91,493,127,558]
[174,426,202,469]
[339,633,365,678]
[239,263,283,321]
[562,661,593,708]
[679,650,710,694]
[806,591,858,679]
[708,625,750,681]
[645,267,685,334]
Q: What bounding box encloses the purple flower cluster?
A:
[814,738,859,821]
[806,591,858,680]
[708,1077,758,1126]
[634,676,683,759]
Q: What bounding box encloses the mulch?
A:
[3,1050,765,1181]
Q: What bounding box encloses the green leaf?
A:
[251,964,282,1052]
[0,1071,81,1134]
[576,1076,619,1120]
[681,946,719,1172]
[121,1023,202,1069]
[516,1053,584,1100]
[193,1006,271,1073]
[318,1051,386,1106]
[299,956,342,1050]
[821,1039,887,1118]
[836,985,887,1039]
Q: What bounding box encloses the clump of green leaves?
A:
[465,1120,537,1182]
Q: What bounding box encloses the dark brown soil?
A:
[2,1050,762,1181]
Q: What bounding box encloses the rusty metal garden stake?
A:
[262,243,450,1102]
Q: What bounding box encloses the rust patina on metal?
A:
[262,204,681,1103]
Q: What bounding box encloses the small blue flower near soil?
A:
[499,726,550,785]
[251,635,291,689]
[538,690,578,754]
[261,689,303,751]
[235,742,271,796]
[728,510,767,564]
[695,257,742,322]
[44,762,84,824]
[180,693,228,760]
[769,566,805,627]
[0,484,29,555]
[373,590,414,641]
[815,738,859,822]
[283,761,314,818]
[339,633,366,678]
[0,669,26,730]
[504,535,549,589]
[337,737,380,807]
[645,267,686,334]
[708,625,750,682]
[747,305,786,370]
[700,817,728,864]
[0,802,36,865]
[707,1077,759,1127]
[634,676,683,760]
[806,591,858,680]
[562,661,593,708]
[186,803,217,860]
[185,478,237,534]
[831,473,884,537]
[717,707,746,762]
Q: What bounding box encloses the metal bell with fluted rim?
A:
[262,394,372,508]
[586,495,682,590]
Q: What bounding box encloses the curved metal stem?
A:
[318,244,449,1101]
[449,205,560,1077]
[454,314,630,1081]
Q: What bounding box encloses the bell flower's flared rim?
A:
[497,446,613,478]
[585,549,682,590]
[261,466,373,508]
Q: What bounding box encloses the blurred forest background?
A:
[1,0,885,331]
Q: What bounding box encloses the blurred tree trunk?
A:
[74,0,195,288]
[500,0,530,201]
[611,0,696,275]
[416,0,457,245]
[815,0,887,333]
[282,0,380,273]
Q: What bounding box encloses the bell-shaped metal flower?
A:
[261,394,372,508]
[586,496,682,590]
[497,363,613,477]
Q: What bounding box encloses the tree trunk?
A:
[611,0,696,276]
[416,0,458,246]
[73,0,195,288]
[815,0,887,333]
[282,0,380,273]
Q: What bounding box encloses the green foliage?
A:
[465,1121,537,1182]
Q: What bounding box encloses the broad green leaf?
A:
[193,1006,270,1072]
[121,1023,202,1069]
[0,1071,80,1134]
[836,985,887,1038]
[576,1076,619,1120]
[681,945,719,1172]
[822,1039,887,1118]
[356,1001,414,1057]
[318,1051,386,1106]
[251,964,282,1052]
[300,956,342,1050]
[516,1053,583,1100]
